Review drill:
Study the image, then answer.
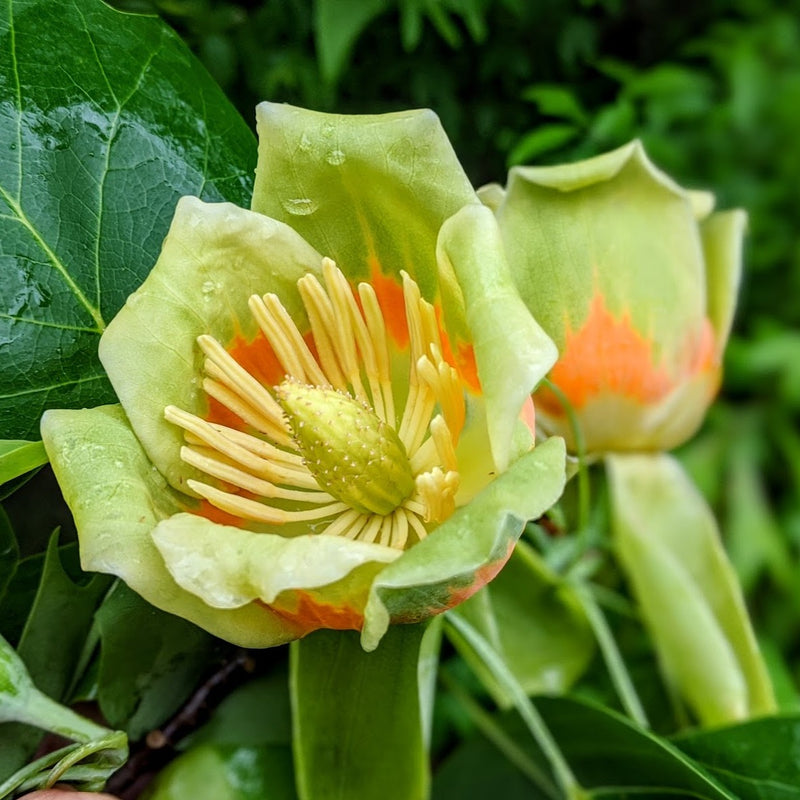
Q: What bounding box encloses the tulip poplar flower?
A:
[41,104,566,652]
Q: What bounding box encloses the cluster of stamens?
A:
[165,258,465,550]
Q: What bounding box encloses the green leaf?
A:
[291,624,429,800]
[507,124,579,166]
[0,506,17,606]
[0,0,255,440]
[0,551,44,646]
[95,582,223,739]
[0,441,47,485]
[533,697,738,798]
[146,743,297,800]
[675,714,800,798]
[0,533,110,781]
[433,728,551,800]
[16,533,110,702]
[607,452,776,725]
[522,85,587,124]
[313,0,389,85]
[148,670,296,800]
[451,541,594,706]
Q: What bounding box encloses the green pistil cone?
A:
[277,380,415,515]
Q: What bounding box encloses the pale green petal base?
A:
[539,370,719,454]
[607,453,775,725]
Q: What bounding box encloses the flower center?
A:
[164,258,466,550]
[276,380,415,515]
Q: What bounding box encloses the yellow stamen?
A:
[166,260,469,550]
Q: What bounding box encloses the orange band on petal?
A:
[435,304,481,395]
[540,293,719,415]
[196,499,245,528]
[271,590,364,633]
[447,540,515,608]
[205,329,318,429]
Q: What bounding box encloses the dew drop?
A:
[326,149,345,166]
[282,197,319,216]
[201,280,222,296]
[299,132,312,151]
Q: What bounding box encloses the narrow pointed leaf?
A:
[0,441,47,485]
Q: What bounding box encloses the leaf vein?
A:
[1,372,106,400]
[0,313,102,334]
[0,184,106,330]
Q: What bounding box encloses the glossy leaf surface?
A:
[96,582,222,739]
[0,0,255,439]
[292,624,428,800]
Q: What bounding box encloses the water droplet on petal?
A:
[201,280,222,297]
[326,149,345,166]
[282,197,318,216]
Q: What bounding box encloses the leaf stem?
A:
[541,379,590,549]
[573,583,649,729]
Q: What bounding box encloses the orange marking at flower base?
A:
[271,590,364,633]
[447,540,516,608]
[434,304,481,395]
[688,318,716,373]
[537,292,716,416]
[227,330,287,387]
[369,258,410,348]
[205,328,318,429]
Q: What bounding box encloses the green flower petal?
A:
[40,405,294,648]
[252,103,477,298]
[497,140,707,369]
[361,437,567,651]
[437,205,557,469]
[99,197,323,491]
[152,515,398,610]
[700,209,746,358]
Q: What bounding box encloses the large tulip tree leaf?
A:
[0,0,255,439]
